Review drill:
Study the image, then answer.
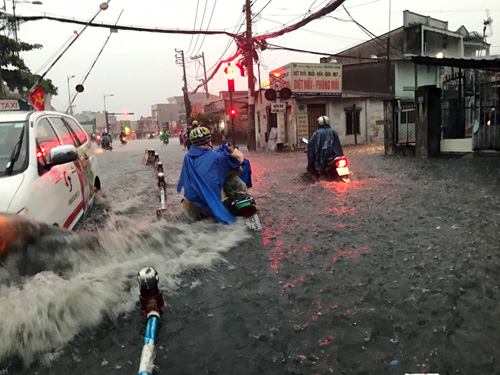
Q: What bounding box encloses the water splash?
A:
[0,218,250,364]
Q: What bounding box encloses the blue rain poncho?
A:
[307,126,344,173]
[177,144,242,224]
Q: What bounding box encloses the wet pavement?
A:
[1,138,500,374]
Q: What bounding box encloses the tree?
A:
[0,35,58,98]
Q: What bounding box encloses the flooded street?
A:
[1,138,500,374]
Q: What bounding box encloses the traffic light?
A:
[123,111,128,116]
[224,63,235,93]
[229,107,237,117]
[124,126,130,135]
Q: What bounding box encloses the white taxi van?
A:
[0,99,100,229]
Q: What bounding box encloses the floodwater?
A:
[0,139,251,371]
[2,138,500,374]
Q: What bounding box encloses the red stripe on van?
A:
[63,200,84,229]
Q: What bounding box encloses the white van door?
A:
[47,116,88,228]
[62,116,95,209]
[32,118,82,228]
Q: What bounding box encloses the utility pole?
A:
[12,0,19,41]
[386,0,392,96]
[175,48,192,122]
[103,93,114,133]
[191,52,209,99]
[245,0,256,151]
[224,64,236,145]
[67,75,75,115]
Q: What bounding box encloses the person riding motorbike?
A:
[159,131,171,145]
[177,126,248,224]
[101,132,113,150]
[307,115,344,176]
[184,120,199,151]
[120,131,127,144]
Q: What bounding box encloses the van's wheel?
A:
[94,176,101,191]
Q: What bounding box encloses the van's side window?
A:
[36,118,60,171]
[64,117,88,145]
[49,117,78,147]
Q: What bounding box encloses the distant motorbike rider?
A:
[120,131,127,144]
[102,132,113,149]
[177,126,247,224]
[307,115,344,175]
[184,120,199,151]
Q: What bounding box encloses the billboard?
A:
[270,62,342,96]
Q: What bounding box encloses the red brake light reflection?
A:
[336,158,347,168]
[37,146,46,158]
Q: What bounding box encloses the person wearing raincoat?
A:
[177,126,248,224]
[184,120,199,151]
[307,115,344,175]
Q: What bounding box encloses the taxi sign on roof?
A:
[0,99,31,111]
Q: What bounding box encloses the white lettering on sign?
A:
[271,103,286,113]
[0,100,19,110]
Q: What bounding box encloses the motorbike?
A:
[159,133,170,146]
[301,138,350,182]
[121,136,127,145]
[101,140,113,151]
[222,173,261,230]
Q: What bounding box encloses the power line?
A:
[252,0,272,20]
[68,10,124,113]
[203,11,245,77]
[266,42,381,60]
[341,4,405,57]
[191,48,242,94]
[303,0,331,19]
[188,0,209,57]
[259,16,365,41]
[255,0,346,41]
[253,0,330,35]
[185,0,200,55]
[25,0,113,96]
[345,0,381,9]
[13,14,238,37]
[192,0,219,57]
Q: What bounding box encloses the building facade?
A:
[137,116,155,139]
[151,103,182,134]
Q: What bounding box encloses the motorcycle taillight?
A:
[335,158,348,168]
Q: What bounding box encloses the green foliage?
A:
[0,35,58,97]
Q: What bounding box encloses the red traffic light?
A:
[224,64,235,80]
[123,111,128,116]
[224,64,235,93]
[229,107,237,116]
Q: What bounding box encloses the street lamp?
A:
[103,94,114,133]
[66,75,75,115]
[11,0,43,41]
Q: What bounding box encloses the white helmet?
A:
[317,116,330,126]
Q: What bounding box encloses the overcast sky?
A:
[9,0,500,120]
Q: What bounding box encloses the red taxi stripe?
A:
[63,200,84,229]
